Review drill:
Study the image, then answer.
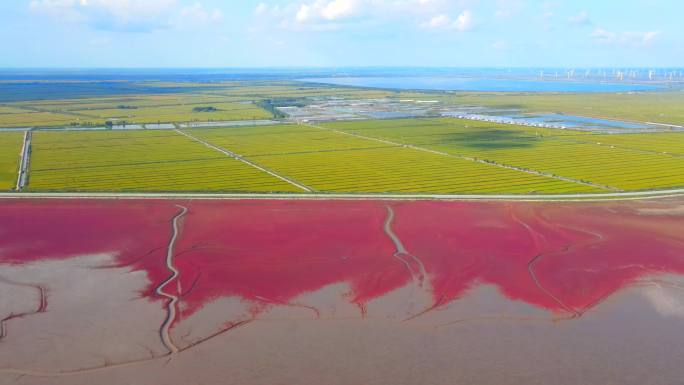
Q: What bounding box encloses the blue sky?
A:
[1,0,681,68]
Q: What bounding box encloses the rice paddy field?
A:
[0,110,80,127]
[0,98,272,128]
[0,116,680,194]
[0,118,678,194]
[69,102,272,123]
[441,91,684,126]
[189,124,595,194]
[0,132,22,189]
[27,130,299,192]
[320,118,684,191]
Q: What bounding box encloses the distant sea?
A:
[303,76,662,93]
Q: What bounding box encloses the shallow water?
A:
[521,113,653,129]
[478,112,659,131]
[305,76,660,93]
[178,119,280,128]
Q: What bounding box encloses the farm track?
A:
[1,188,683,202]
[9,105,100,120]
[15,131,31,191]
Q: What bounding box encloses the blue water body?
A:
[304,76,660,93]
[520,113,651,129]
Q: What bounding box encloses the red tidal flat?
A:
[390,201,684,313]
[2,199,684,324]
[0,199,179,298]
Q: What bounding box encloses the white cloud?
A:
[540,1,558,25]
[568,10,592,26]
[254,3,268,15]
[494,0,523,19]
[590,28,616,44]
[590,28,661,47]
[175,2,223,28]
[293,0,362,23]
[30,0,89,23]
[641,30,661,45]
[321,0,360,20]
[296,4,312,22]
[425,14,449,28]
[422,10,473,31]
[254,0,461,31]
[453,10,473,31]
[29,0,221,32]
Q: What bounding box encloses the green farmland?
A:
[188,124,596,194]
[0,81,408,128]
[71,102,272,124]
[320,118,684,191]
[28,130,300,192]
[1,80,682,197]
[0,132,23,189]
[6,117,682,194]
[440,91,684,126]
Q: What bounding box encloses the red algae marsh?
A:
[1,198,684,384]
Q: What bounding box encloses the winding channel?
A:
[155,204,188,355]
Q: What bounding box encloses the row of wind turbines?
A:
[538,69,683,82]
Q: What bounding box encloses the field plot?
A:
[1,86,277,128]
[579,132,684,156]
[322,118,684,191]
[71,102,272,123]
[0,106,29,114]
[0,81,414,128]
[14,94,249,112]
[28,130,300,192]
[0,110,82,128]
[0,132,23,189]
[191,124,392,156]
[200,81,406,100]
[189,125,599,194]
[441,91,684,126]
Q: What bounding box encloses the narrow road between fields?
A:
[16,131,32,191]
[1,188,684,202]
[174,129,313,192]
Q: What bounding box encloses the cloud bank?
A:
[29,0,222,32]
